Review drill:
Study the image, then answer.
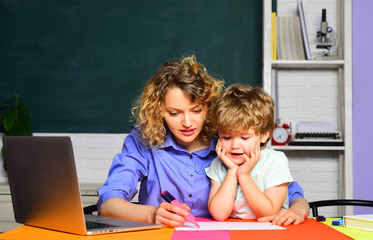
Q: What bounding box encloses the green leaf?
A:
[3,106,17,131]
[18,103,30,117]
[17,115,32,136]
[1,93,32,172]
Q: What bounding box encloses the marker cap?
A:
[161,191,175,203]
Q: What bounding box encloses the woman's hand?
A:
[257,197,309,226]
[257,208,305,226]
[154,202,190,227]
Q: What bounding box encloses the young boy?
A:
[206,83,293,221]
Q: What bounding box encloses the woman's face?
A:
[163,87,208,153]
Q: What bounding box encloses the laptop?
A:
[2,136,162,235]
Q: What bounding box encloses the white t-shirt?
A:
[205,148,294,219]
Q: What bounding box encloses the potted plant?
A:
[0,94,32,171]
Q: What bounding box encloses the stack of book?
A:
[272,12,277,60]
[273,0,311,60]
[343,214,373,232]
[277,15,305,60]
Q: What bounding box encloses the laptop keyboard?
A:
[86,221,119,230]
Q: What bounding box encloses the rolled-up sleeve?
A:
[288,181,305,205]
[97,129,148,211]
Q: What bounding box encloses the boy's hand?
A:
[216,140,238,169]
[237,145,261,176]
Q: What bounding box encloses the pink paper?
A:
[171,217,231,240]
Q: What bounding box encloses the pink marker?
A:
[161,190,200,228]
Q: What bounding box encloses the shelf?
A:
[271,60,344,69]
[269,145,345,151]
[263,0,353,210]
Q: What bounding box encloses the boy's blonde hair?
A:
[212,83,274,146]
[131,55,224,148]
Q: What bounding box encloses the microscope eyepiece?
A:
[322,9,327,22]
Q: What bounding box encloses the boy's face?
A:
[218,128,269,165]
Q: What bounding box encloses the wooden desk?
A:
[2,218,371,240]
[321,218,373,240]
[0,225,174,240]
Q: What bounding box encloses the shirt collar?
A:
[160,130,217,158]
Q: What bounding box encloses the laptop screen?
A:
[3,136,162,235]
[3,136,88,234]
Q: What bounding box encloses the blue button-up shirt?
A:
[97,126,217,217]
[288,181,304,204]
[97,126,305,217]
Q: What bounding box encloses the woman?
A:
[97,55,309,227]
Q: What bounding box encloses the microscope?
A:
[316,9,339,59]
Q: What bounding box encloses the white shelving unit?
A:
[262,0,352,215]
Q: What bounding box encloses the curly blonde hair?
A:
[131,55,224,148]
[212,83,275,147]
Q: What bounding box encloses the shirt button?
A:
[189,155,193,159]
[190,173,194,177]
[189,194,192,198]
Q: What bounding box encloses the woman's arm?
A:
[99,198,157,223]
[99,197,191,227]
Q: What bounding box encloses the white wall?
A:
[0,133,127,185]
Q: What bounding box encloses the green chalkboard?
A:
[0,0,262,133]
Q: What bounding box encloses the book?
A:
[272,12,277,60]
[277,16,291,60]
[277,16,286,60]
[293,16,305,60]
[343,214,373,232]
[277,16,305,60]
[297,0,312,60]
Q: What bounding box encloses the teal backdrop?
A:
[0,0,262,133]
